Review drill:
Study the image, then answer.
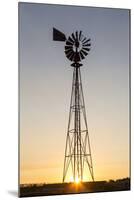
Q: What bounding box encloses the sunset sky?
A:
[19,3,130,184]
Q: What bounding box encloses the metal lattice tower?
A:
[53,28,94,183]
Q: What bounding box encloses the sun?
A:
[75,177,80,184]
[69,176,81,184]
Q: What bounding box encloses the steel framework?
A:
[63,63,94,183]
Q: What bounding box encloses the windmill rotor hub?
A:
[75,40,80,48]
[73,41,82,52]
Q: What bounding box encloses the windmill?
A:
[53,28,94,183]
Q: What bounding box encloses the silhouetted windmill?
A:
[53,28,94,183]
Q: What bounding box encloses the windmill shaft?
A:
[63,65,94,183]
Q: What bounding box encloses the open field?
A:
[20,178,130,197]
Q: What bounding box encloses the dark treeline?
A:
[20,177,130,197]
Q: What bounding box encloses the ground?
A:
[19,178,130,197]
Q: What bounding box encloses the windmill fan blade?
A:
[65,48,73,54]
[76,31,78,40]
[53,28,66,41]
[82,37,87,42]
[72,33,76,41]
[69,52,75,61]
[68,36,74,44]
[79,31,82,40]
[83,39,91,45]
[81,49,88,56]
[80,51,85,60]
[81,34,84,41]
[82,47,90,52]
[67,52,75,61]
[66,49,74,57]
[65,46,73,50]
[83,43,91,47]
[66,41,73,46]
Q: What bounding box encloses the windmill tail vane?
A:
[53,27,94,183]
